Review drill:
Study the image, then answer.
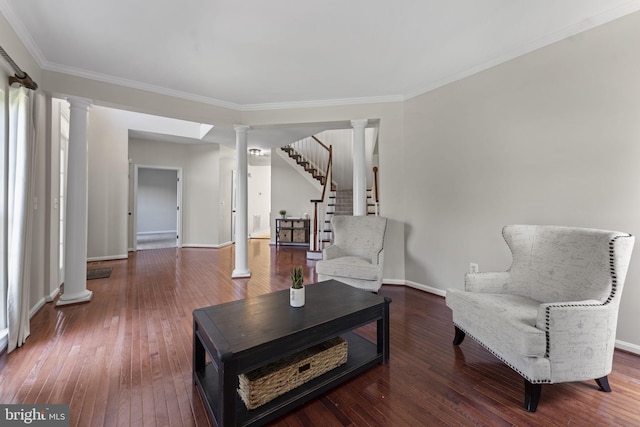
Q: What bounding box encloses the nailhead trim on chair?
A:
[453,323,552,384]
[542,234,631,358]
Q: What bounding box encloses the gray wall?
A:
[403,11,640,350]
[129,138,221,248]
[137,168,177,233]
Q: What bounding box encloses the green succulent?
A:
[290,266,304,289]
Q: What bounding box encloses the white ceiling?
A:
[3,0,640,111]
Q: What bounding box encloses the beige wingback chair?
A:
[316,215,387,293]
[446,225,634,412]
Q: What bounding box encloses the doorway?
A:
[133,165,182,251]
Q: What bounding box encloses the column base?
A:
[56,289,93,306]
[232,269,251,278]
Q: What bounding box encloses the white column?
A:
[232,125,251,278]
[57,97,93,306]
[351,119,368,216]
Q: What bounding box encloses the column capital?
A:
[350,119,368,129]
[234,124,251,134]
[66,96,94,110]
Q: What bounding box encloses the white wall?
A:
[403,11,640,350]
[218,145,235,245]
[248,163,271,236]
[129,138,221,247]
[270,151,318,243]
[137,168,177,233]
[87,107,130,259]
[87,106,235,258]
[243,103,406,283]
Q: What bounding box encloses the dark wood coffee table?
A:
[193,279,391,427]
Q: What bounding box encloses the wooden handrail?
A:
[309,139,332,253]
[320,146,332,202]
[373,166,379,203]
[312,135,330,152]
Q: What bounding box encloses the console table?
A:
[193,280,391,426]
[275,218,310,247]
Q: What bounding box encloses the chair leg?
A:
[595,376,611,392]
[524,380,542,412]
[453,326,465,345]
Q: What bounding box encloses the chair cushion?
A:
[316,256,381,281]
[446,290,547,357]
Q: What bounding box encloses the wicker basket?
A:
[238,336,348,410]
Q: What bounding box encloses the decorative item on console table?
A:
[279,209,287,218]
[290,266,305,307]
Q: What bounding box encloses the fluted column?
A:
[232,125,251,278]
[351,119,368,216]
[57,97,93,306]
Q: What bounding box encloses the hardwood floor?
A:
[2,239,640,426]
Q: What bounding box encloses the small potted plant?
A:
[279,209,287,219]
[290,266,305,307]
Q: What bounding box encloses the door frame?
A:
[132,164,183,251]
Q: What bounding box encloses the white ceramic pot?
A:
[290,287,305,307]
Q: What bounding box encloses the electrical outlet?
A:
[469,263,479,274]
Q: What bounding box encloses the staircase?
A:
[280,138,380,258]
[319,189,379,248]
[281,145,335,190]
[330,189,353,215]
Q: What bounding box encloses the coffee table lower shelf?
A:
[194,331,382,426]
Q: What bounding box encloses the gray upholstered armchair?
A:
[316,215,387,293]
[446,225,634,412]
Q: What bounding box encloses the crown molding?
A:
[44,60,405,111]
[0,0,47,67]
[238,94,405,111]
[42,61,243,110]
[4,0,640,110]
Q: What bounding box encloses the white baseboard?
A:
[615,340,640,355]
[250,228,271,238]
[29,298,46,319]
[182,241,233,249]
[403,280,447,297]
[88,254,128,262]
[137,230,176,235]
[382,279,405,286]
[45,287,60,303]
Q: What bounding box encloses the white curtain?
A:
[6,86,36,353]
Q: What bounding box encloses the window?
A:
[59,111,69,280]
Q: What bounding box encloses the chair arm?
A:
[536,301,613,381]
[323,244,346,260]
[464,272,511,292]
[536,300,608,332]
[372,248,384,266]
